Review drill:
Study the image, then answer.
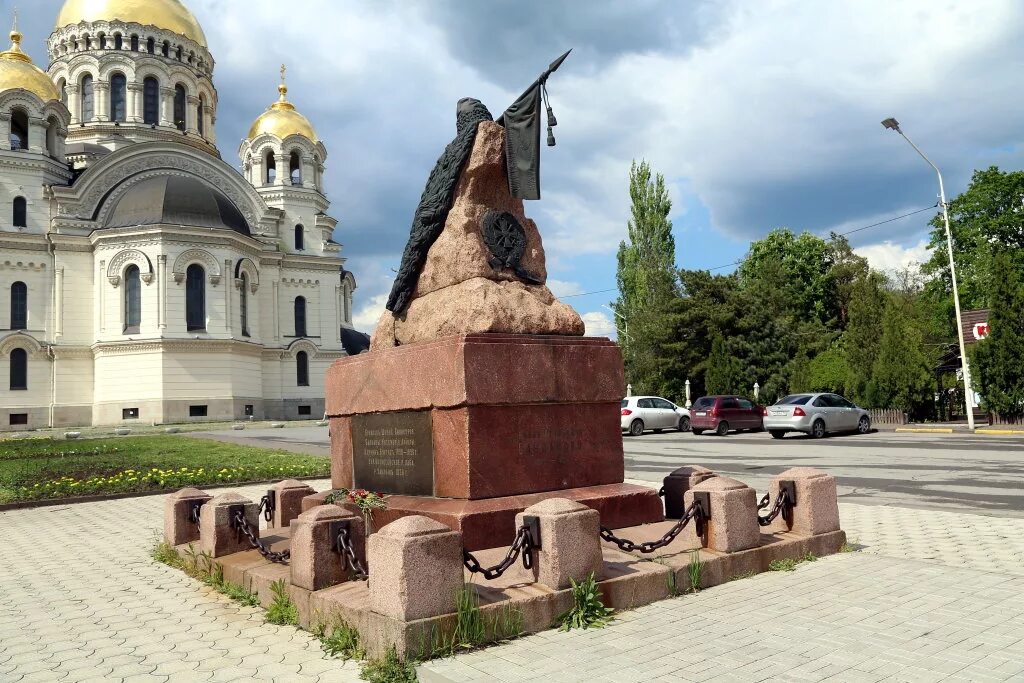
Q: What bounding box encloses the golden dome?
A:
[247,66,318,142]
[0,29,61,101]
[55,0,207,48]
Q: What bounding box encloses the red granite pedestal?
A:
[325,334,664,550]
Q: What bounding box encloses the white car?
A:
[621,396,691,436]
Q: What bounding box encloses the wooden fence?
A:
[868,408,909,425]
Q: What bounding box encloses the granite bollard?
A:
[270,479,316,529]
[368,516,463,622]
[515,498,602,590]
[662,465,716,519]
[199,492,260,558]
[290,505,365,591]
[163,488,212,546]
[684,476,760,553]
[770,467,840,536]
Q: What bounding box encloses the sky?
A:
[11,0,1024,337]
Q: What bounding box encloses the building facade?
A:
[0,0,363,430]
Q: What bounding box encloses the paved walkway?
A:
[2,483,1024,682]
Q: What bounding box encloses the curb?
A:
[894,428,955,434]
[976,429,1024,435]
[0,474,330,512]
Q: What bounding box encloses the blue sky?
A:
[12,0,1024,336]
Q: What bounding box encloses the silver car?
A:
[763,393,871,439]
[621,396,691,436]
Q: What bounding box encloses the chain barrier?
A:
[757,486,794,527]
[257,491,276,523]
[232,509,291,564]
[600,498,708,554]
[335,526,368,581]
[188,501,203,525]
[463,524,536,580]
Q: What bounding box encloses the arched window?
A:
[294,225,304,251]
[176,46,183,61]
[9,109,28,151]
[10,282,27,329]
[98,33,106,50]
[143,77,159,125]
[114,34,123,50]
[239,273,249,337]
[83,34,91,49]
[197,95,205,136]
[13,197,27,228]
[173,85,187,131]
[130,35,139,51]
[290,152,302,185]
[296,351,309,387]
[46,118,59,157]
[81,74,94,122]
[294,296,307,337]
[162,41,169,57]
[110,73,127,122]
[124,265,141,333]
[265,152,276,184]
[185,264,206,331]
[9,348,27,390]
[57,78,67,105]
[147,37,155,54]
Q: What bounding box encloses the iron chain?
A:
[232,510,291,564]
[188,502,202,526]
[257,494,275,523]
[463,524,536,581]
[335,527,368,581]
[757,488,793,527]
[600,499,707,554]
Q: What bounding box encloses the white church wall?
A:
[0,348,51,430]
[55,249,94,345]
[0,260,49,336]
[0,162,51,234]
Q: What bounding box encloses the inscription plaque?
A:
[351,411,434,496]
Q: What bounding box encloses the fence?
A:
[868,408,908,426]
[991,413,1024,426]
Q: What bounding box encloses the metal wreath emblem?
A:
[480,211,542,284]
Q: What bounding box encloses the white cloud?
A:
[581,311,616,338]
[546,279,584,298]
[352,293,387,334]
[855,239,931,275]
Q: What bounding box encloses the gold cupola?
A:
[55,0,208,48]
[0,23,60,101]
[247,65,318,143]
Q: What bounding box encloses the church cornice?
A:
[0,236,50,253]
[91,225,269,256]
[0,151,74,179]
[92,338,267,356]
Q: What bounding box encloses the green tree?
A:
[924,166,1024,310]
[614,160,677,394]
[843,272,887,404]
[705,334,743,395]
[868,297,935,415]
[807,347,850,395]
[971,253,1024,418]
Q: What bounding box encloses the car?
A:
[621,396,691,436]
[763,393,871,439]
[689,395,764,436]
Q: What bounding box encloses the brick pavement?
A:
[2,483,1024,682]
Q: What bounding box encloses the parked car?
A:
[690,395,764,436]
[621,396,691,436]
[763,393,871,439]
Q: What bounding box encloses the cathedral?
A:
[0,0,364,430]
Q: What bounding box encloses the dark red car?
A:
[689,395,764,436]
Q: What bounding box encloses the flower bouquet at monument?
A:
[325,488,388,533]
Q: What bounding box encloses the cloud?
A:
[855,239,931,275]
[351,292,386,335]
[581,311,616,338]
[546,279,584,298]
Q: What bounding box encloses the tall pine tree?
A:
[868,296,935,416]
[614,160,677,395]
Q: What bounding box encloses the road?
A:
[624,430,1024,517]
[193,424,1024,518]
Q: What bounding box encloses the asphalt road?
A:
[624,430,1024,518]
[192,425,1024,518]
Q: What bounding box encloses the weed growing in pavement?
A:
[265,579,299,626]
[556,572,614,631]
[360,647,418,683]
[840,539,859,553]
[218,580,261,607]
[318,620,365,660]
[730,570,758,581]
[152,540,183,569]
[768,551,818,572]
[666,570,680,597]
[452,586,486,650]
[687,549,704,593]
[152,540,259,606]
[488,602,524,643]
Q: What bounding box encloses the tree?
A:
[843,272,887,405]
[924,166,1024,310]
[705,334,743,395]
[971,253,1024,418]
[868,297,935,416]
[614,160,677,394]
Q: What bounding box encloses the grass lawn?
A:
[0,436,329,504]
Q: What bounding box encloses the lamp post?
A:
[882,117,975,429]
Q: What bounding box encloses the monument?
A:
[325,53,664,549]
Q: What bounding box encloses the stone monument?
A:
[325,55,663,550]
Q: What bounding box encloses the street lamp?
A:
[882,117,975,430]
